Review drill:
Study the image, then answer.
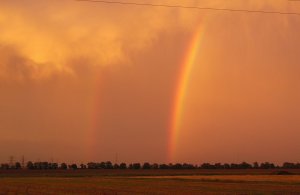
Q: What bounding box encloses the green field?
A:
[1,169,300,194]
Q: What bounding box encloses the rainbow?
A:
[168,26,205,162]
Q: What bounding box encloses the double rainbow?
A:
[87,24,206,162]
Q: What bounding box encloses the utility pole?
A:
[21,155,25,169]
[115,153,119,165]
[9,156,14,168]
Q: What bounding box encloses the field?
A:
[1,169,300,194]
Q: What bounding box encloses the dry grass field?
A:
[1,169,300,194]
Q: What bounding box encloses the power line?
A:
[74,0,300,16]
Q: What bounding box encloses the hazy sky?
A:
[0,0,300,164]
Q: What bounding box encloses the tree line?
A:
[1,161,300,170]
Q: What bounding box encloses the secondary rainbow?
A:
[168,25,205,162]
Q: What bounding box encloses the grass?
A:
[1,169,300,194]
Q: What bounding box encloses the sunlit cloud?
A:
[0,0,203,80]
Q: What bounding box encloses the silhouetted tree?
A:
[120,163,127,169]
[49,163,58,169]
[201,163,215,169]
[260,162,275,169]
[230,163,239,169]
[87,162,96,169]
[15,162,22,169]
[34,162,39,169]
[151,163,159,169]
[70,164,77,170]
[224,163,230,169]
[128,163,133,169]
[33,162,49,170]
[253,162,259,169]
[41,162,49,169]
[173,163,183,169]
[27,161,34,169]
[159,164,169,169]
[96,162,106,169]
[142,162,151,169]
[114,164,120,169]
[214,163,223,169]
[105,161,113,169]
[240,162,252,169]
[80,164,87,169]
[283,162,296,169]
[132,163,141,169]
[60,163,68,170]
[1,163,9,170]
[182,163,195,169]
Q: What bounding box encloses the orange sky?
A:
[0,0,300,164]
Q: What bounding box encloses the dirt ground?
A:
[1,169,300,194]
